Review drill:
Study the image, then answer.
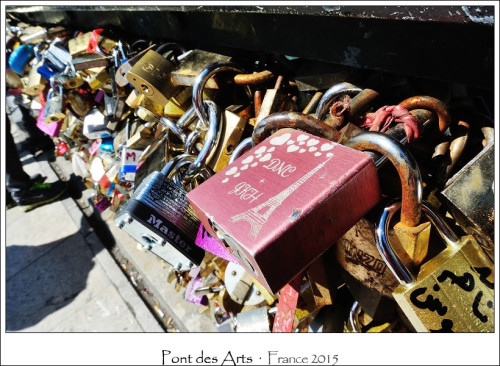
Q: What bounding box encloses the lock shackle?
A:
[228,137,253,165]
[160,153,212,190]
[155,42,186,63]
[375,200,460,285]
[160,116,187,144]
[184,100,222,181]
[349,301,363,332]
[192,62,246,127]
[233,70,275,85]
[252,112,342,146]
[48,78,63,98]
[315,82,362,120]
[398,96,451,134]
[345,131,422,227]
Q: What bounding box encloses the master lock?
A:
[376,200,494,332]
[43,82,66,124]
[114,154,208,271]
[187,127,381,294]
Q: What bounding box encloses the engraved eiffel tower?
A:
[231,156,332,240]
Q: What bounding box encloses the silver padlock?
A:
[43,82,65,124]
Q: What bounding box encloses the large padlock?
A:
[439,142,494,261]
[126,46,179,106]
[376,200,494,332]
[113,155,208,271]
[187,126,381,294]
[43,83,66,124]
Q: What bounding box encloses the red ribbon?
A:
[361,105,422,143]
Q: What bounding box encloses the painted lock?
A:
[187,128,381,293]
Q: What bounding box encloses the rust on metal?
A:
[252,112,342,145]
[346,88,379,119]
[398,95,451,134]
[302,91,324,115]
[254,89,263,117]
[234,70,274,85]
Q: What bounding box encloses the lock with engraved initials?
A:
[376,200,494,332]
[187,126,381,294]
[113,155,208,271]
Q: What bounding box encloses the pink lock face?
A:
[187,129,381,293]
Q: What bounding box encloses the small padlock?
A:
[82,107,112,140]
[119,120,144,183]
[113,156,208,271]
[8,43,34,75]
[126,46,179,106]
[376,200,494,332]
[207,106,249,173]
[86,67,111,90]
[114,43,156,87]
[187,126,381,294]
[44,38,72,72]
[43,83,66,124]
[25,60,47,96]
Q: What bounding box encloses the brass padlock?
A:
[86,66,110,90]
[439,142,494,261]
[376,200,494,332]
[126,48,178,106]
[207,106,249,173]
[171,49,232,88]
[25,60,47,96]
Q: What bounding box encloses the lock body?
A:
[187,128,380,293]
[439,143,494,260]
[394,235,494,332]
[126,50,178,105]
[114,171,205,271]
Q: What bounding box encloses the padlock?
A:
[376,200,494,332]
[86,67,111,90]
[207,106,249,173]
[68,31,94,57]
[170,49,232,89]
[213,306,236,332]
[72,52,110,71]
[187,127,381,294]
[439,142,494,261]
[113,155,207,271]
[44,38,72,72]
[234,306,271,332]
[8,43,34,75]
[119,120,144,183]
[36,104,63,138]
[114,43,156,87]
[82,107,112,140]
[57,64,85,90]
[66,89,92,118]
[255,75,286,123]
[126,47,179,106]
[163,86,193,119]
[43,83,66,124]
[25,60,47,96]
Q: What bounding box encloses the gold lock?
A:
[126,49,178,106]
[377,201,494,332]
[61,71,86,90]
[68,32,93,57]
[207,106,248,172]
[25,61,47,96]
[66,89,92,117]
[87,67,111,90]
[163,86,192,118]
